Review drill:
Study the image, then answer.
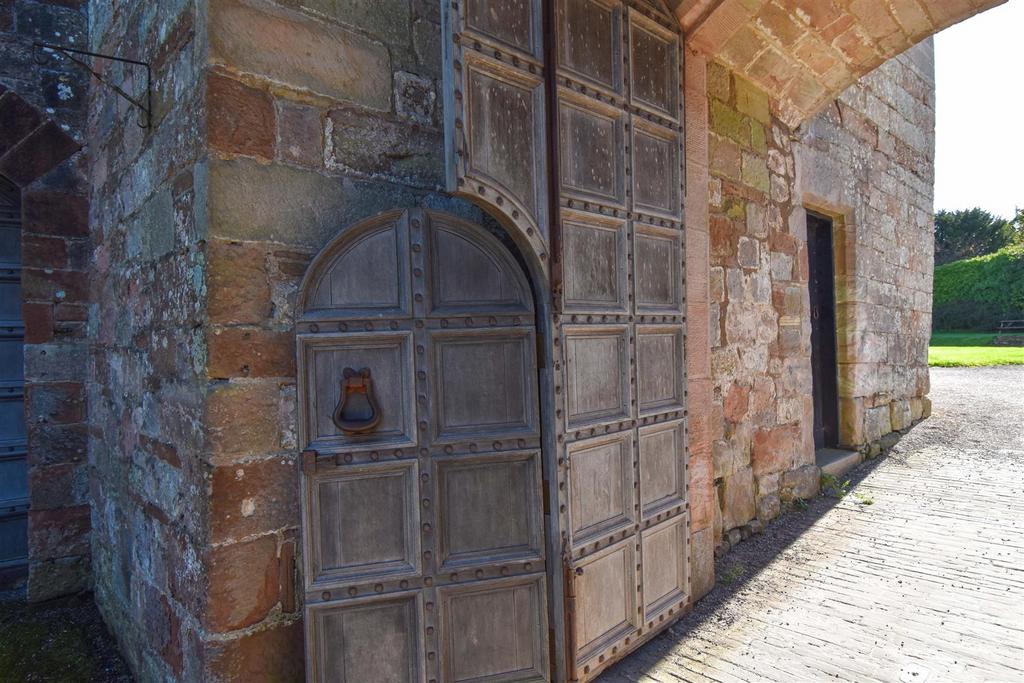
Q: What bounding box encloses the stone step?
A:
[816,448,862,479]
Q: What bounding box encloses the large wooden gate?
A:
[298,209,551,682]
[443,1,689,680]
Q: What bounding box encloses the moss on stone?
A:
[0,593,130,682]
[710,99,750,146]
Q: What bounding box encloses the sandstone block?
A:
[889,398,912,431]
[757,493,781,523]
[207,327,295,379]
[394,71,437,126]
[27,555,90,603]
[689,526,716,601]
[208,72,276,159]
[737,236,760,268]
[864,404,892,442]
[752,424,800,476]
[205,620,304,682]
[278,100,324,168]
[327,107,443,187]
[206,534,282,632]
[211,455,299,543]
[780,464,819,501]
[208,158,347,248]
[208,239,273,325]
[721,466,756,531]
[210,0,391,110]
[28,504,90,560]
[206,381,284,461]
[741,151,769,193]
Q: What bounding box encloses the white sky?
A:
[934,0,1024,219]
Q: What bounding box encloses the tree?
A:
[934,208,1013,265]
[1010,208,1024,246]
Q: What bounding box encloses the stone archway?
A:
[672,0,1005,124]
[0,85,89,601]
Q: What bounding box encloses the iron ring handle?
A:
[332,367,382,435]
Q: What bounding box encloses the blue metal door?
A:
[0,176,26,576]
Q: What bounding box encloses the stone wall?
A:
[1,0,91,599]
[87,1,208,680]
[797,40,935,447]
[707,40,934,549]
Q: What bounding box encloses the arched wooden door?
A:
[298,209,550,682]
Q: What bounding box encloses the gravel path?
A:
[602,365,1024,683]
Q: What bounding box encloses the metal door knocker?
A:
[333,367,382,435]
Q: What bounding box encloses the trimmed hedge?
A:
[932,245,1024,331]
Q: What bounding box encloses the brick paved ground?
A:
[603,366,1024,683]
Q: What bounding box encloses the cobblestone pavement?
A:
[602,366,1024,683]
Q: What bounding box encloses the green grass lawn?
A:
[929,331,1024,367]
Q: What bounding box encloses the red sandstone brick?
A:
[208,72,276,159]
[27,504,90,559]
[208,239,272,324]
[755,3,805,47]
[22,302,54,344]
[22,234,68,270]
[21,267,88,304]
[26,382,85,424]
[28,463,85,510]
[752,424,800,476]
[205,620,304,682]
[21,191,89,237]
[0,92,43,158]
[140,434,182,469]
[723,383,750,422]
[206,534,281,632]
[278,100,323,168]
[0,121,81,187]
[207,327,295,378]
[206,381,283,460]
[211,455,299,543]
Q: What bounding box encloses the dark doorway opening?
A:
[0,176,26,586]
[807,211,839,450]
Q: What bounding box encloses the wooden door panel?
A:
[567,433,635,548]
[563,325,630,428]
[557,0,623,93]
[635,325,685,415]
[428,221,532,314]
[436,452,544,569]
[561,213,628,314]
[640,514,688,623]
[307,462,419,588]
[307,594,423,683]
[638,420,687,520]
[439,576,549,682]
[571,540,638,664]
[630,120,681,220]
[627,11,680,121]
[299,333,416,451]
[464,57,545,219]
[558,92,626,206]
[464,0,541,57]
[304,217,410,318]
[634,224,683,314]
[430,330,536,442]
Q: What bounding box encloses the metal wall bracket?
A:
[33,42,152,129]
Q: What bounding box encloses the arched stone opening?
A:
[673,0,1004,124]
[0,85,88,600]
